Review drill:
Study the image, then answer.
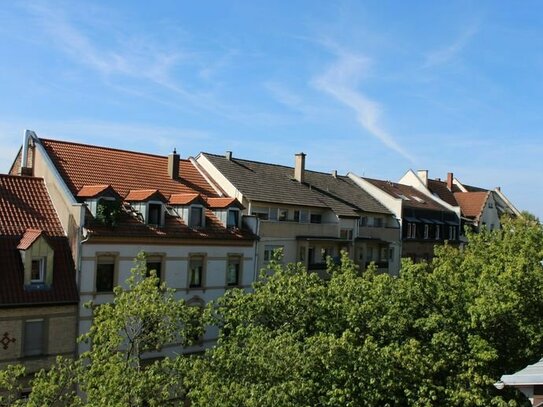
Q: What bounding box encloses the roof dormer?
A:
[17,229,54,289]
[77,185,122,225]
[206,197,245,229]
[125,189,167,227]
[168,193,208,229]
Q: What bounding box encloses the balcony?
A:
[358,226,399,242]
[259,220,338,238]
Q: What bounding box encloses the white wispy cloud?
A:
[423,25,478,68]
[313,47,414,162]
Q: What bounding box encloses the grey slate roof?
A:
[201,153,391,217]
[499,358,543,386]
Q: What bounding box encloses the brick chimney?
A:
[447,172,453,191]
[294,153,306,183]
[417,170,428,187]
[168,149,180,179]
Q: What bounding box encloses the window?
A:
[30,258,45,283]
[189,206,204,228]
[148,203,162,226]
[366,247,374,262]
[389,247,395,261]
[269,208,278,221]
[278,209,288,221]
[189,256,204,288]
[359,216,368,227]
[293,210,300,222]
[226,256,241,286]
[488,202,494,208]
[299,210,309,223]
[227,209,239,228]
[407,223,416,239]
[449,226,457,241]
[96,257,115,292]
[146,259,162,280]
[424,224,429,239]
[310,213,322,224]
[340,228,353,240]
[380,247,388,261]
[24,320,44,356]
[252,207,269,220]
[435,225,440,240]
[264,245,283,262]
[373,218,383,228]
[321,247,333,261]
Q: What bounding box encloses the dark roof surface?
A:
[0,175,78,306]
[364,178,452,212]
[427,179,458,207]
[202,153,391,216]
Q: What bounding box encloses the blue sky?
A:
[0,1,542,218]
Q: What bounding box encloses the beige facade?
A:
[0,305,77,373]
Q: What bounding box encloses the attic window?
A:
[227,209,239,228]
[189,206,204,228]
[31,258,46,283]
[148,203,162,226]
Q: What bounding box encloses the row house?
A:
[399,170,520,234]
[348,173,461,262]
[0,174,79,390]
[195,152,401,275]
[9,131,257,355]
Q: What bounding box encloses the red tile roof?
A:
[0,175,65,236]
[206,197,243,209]
[125,189,166,202]
[169,193,201,206]
[0,175,78,306]
[16,229,44,250]
[40,138,218,198]
[77,184,112,198]
[454,191,489,219]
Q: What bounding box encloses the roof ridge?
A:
[203,152,347,177]
[0,173,44,181]
[41,138,191,161]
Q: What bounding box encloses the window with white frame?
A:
[435,225,441,240]
[24,319,44,356]
[189,206,204,228]
[424,224,429,239]
[189,255,204,288]
[278,209,288,221]
[299,209,309,223]
[226,256,242,286]
[227,209,240,228]
[407,223,417,239]
[30,258,46,283]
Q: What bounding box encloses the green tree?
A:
[20,252,203,407]
[186,215,543,406]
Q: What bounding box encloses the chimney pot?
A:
[168,149,180,179]
[226,151,232,160]
[294,152,306,183]
[332,170,337,178]
[447,172,454,191]
[417,170,428,187]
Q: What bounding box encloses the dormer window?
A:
[189,206,204,228]
[31,258,46,283]
[17,229,54,289]
[227,209,240,228]
[77,185,121,226]
[148,203,162,226]
[125,189,167,227]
